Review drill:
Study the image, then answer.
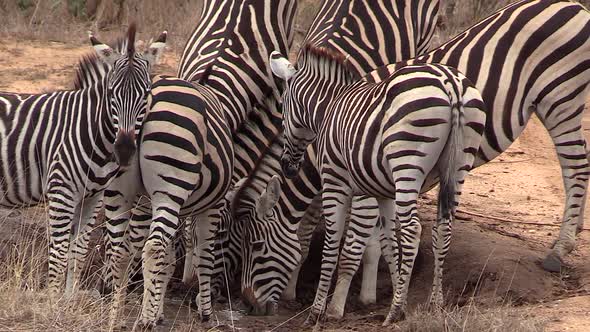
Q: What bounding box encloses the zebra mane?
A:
[230,131,283,220]
[73,35,128,90]
[300,44,359,81]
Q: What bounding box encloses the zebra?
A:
[232,0,442,315]
[240,0,590,321]
[271,45,487,325]
[0,25,166,296]
[132,74,234,328]
[102,0,298,327]
[304,0,441,77]
[173,0,443,309]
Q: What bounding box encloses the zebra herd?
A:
[1,0,590,329]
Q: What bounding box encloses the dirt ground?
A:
[1,38,590,331]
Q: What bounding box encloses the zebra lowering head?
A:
[270,50,355,178]
[235,175,290,315]
[90,24,167,167]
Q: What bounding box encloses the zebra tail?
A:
[437,100,464,219]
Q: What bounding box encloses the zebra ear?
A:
[256,175,282,217]
[225,177,247,202]
[144,31,168,68]
[89,31,122,66]
[270,51,296,81]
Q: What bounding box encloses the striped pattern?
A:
[274,46,487,325]
[233,0,442,316]
[107,75,233,327]
[0,26,164,296]
[366,0,590,272]
[102,0,298,327]
[239,0,590,321]
[303,0,440,76]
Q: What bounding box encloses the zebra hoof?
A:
[200,312,211,323]
[325,305,344,321]
[428,292,444,310]
[542,252,563,272]
[303,312,319,327]
[382,307,405,326]
[133,318,158,331]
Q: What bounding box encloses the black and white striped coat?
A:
[241,0,590,320]
[228,0,442,315]
[272,46,487,325]
[0,26,166,296]
[102,0,297,327]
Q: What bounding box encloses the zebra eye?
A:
[252,240,265,252]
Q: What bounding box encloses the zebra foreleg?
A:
[182,216,196,285]
[46,185,77,297]
[283,195,321,301]
[359,227,382,304]
[66,194,104,295]
[304,182,351,327]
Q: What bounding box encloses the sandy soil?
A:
[0,39,589,331]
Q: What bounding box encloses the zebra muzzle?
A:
[241,287,275,316]
[114,130,136,167]
[280,156,300,179]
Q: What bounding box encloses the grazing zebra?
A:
[231,0,442,315]
[240,0,590,321]
[102,0,297,327]
[0,25,166,296]
[271,46,487,325]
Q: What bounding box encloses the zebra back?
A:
[302,0,440,76]
[178,0,297,132]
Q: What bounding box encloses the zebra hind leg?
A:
[380,191,422,326]
[135,197,181,328]
[541,107,590,272]
[325,195,380,319]
[193,205,222,322]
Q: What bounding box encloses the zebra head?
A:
[270,51,315,179]
[90,24,167,168]
[238,175,298,316]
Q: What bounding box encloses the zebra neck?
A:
[307,80,349,134]
[79,85,117,164]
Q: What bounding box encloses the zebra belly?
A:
[0,155,44,207]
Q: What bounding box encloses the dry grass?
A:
[0,208,109,331]
[401,302,545,332]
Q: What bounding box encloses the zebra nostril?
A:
[114,131,136,167]
[280,157,299,179]
[241,287,259,310]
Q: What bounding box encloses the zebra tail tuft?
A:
[437,100,464,219]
